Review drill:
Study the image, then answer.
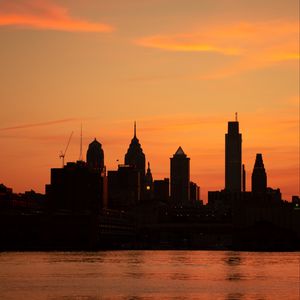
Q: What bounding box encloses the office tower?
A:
[86,138,105,172]
[170,147,190,204]
[251,153,267,193]
[124,122,146,177]
[225,116,242,192]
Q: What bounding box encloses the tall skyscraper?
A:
[251,153,267,193]
[170,147,190,204]
[225,116,242,192]
[124,122,146,177]
[86,138,105,172]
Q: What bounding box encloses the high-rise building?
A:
[225,117,242,192]
[170,147,190,204]
[251,153,267,193]
[124,122,146,177]
[124,122,147,201]
[86,138,105,173]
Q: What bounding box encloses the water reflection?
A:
[168,251,193,265]
[225,292,244,300]
[0,251,298,300]
[124,251,145,279]
[224,252,243,281]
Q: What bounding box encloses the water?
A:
[0,251,299,300]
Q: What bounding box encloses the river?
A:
[0,251,299,299]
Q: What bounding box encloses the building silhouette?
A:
[145,162,153,201]
[190,182,200,202]
[125,122,146,178]
[251,153,267,193]
[170,147,190,205]
[46,138,108,212]
[124,122,147,200]
[86,138,105,173]
[46,161,104,212]
[225,117,242,192]
[107,165,140,209]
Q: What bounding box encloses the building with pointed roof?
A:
[145,162,153,200]
[252,153,267,193]
[170,146,190,205]
[124,122,146,177]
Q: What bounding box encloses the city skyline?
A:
[0,117,298,202]
[0,0,299,201]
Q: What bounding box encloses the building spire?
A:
[235,112,238,122]
[134,121,136,137]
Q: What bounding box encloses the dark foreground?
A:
[0,210,299,251]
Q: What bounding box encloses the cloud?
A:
[136,20,299,77]
[0,118,77,131]
[137,35,240,55]
[0,0,113,32]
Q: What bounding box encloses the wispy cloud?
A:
[137,34,240,55]
[0,0,114,32]
[0,118,77,131]
[136,20,299,77]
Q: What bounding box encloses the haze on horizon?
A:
[0,0,299,201]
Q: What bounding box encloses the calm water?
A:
[0,251,299,300]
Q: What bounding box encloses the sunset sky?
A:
[0,0,299,201]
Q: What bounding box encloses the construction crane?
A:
[59,131,73,167]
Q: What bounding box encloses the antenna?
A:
[79,123,83,161]
[134,121,136,137]
[59,131,73,167]
[235,112,238,122]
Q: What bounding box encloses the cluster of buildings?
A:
[44,117,298,215]
[45,121,201,213]
[0,116,299,250]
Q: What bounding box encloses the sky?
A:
[0,0,299,201]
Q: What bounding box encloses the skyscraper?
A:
[170,146,190,204]
[124,122,146,177]
[251,153,267,193]
[225,116,242,192]
[86,138,105,172]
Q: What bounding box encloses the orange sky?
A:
[0,0,299,201]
